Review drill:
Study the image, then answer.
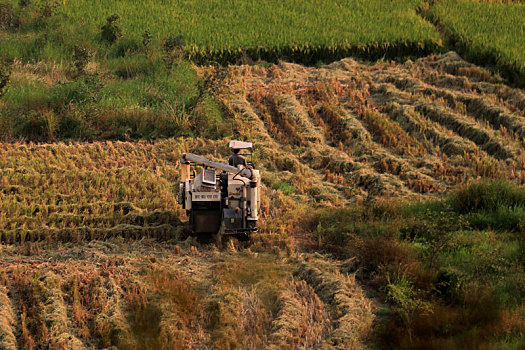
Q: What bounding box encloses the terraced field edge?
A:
[188,40,444,66]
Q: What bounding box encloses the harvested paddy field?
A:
[4,52,525,239]
[2,52,525,349]
[220,51,525,201]
[0,241,373,349]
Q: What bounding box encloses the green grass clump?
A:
[428,0,525,87]
[448,180,525,232]
[449,180,525,214]
[274,180,296,195]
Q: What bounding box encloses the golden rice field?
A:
[1,0,525,347]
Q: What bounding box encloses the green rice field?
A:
[429,0,525,86]
[55,0,442,62]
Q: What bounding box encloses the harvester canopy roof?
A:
[229,140,253,149]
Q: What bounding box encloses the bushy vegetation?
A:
[0,0,232,141]
[426,0,525,87]
[311,180,525,348]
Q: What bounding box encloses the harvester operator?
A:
[228,148,247,168]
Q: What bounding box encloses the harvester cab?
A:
[177,141,260,240]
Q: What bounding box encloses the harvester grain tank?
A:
[177,141,260,239]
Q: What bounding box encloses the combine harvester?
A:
[178,141,261,240]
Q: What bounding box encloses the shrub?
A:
[312,208,361,255]
[162,35,186,68]
[112,37,141,58]
[51,77,100,107]
[38,1,58,19]
[449,180,525,214]
[19,0,30,8]
[383,286,503,349]
[519,231,525,266]
[57,111,87,139]
[384,273,431,344]
[73,45,91,73]
[0,61,11,97]
[142,30,152,49]
[0,3,20,31]
[15,113,48,140]
[162,35,185,53]
[469,206,525,232]
[435,266,463,302]
[359,236,422,281]
[100,14,123,43]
